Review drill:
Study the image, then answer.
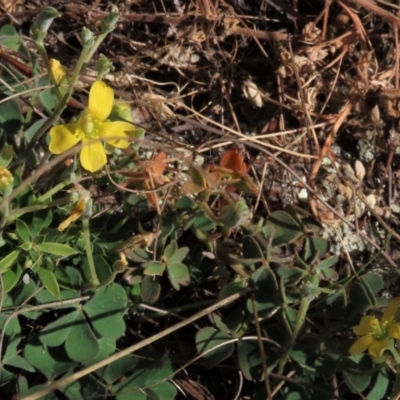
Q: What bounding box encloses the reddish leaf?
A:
[182,181,204,194]
[150,152,167,178]
[220,147,247,174]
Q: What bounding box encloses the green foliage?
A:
[0,10,395,400]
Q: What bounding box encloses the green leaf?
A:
[218,280,245,301]
[0,368,13,386]
[24,339,75,380]
[290,343,317,365]
[31,208,53,238]
[316,256,339,271]
[145,382,177,400]
[65,310,99,362]
[0,25,21,50]
[366,368,390,399]
[113,351,172,398]
[3,263,23,292]
[39,311,78,347]
[53,265,82,291]
[130,127,146,151]
[144,353,175,385]
[83,284,127,339]
[187,164,207,188]
[24,118,47,142]
[0,145,13,167]
[16,219,31,243]
[95,355,138,384]
[3,354,34,372]
[314,339,340,376]
[251,266,278,294]
[268,210,303,246]
[140,276,161,303]
[167,247,189,265]
[80,374,108,399]
[60,381,83,400]
[303,236,330,264]
[196,327,234,368]
[218,200,250,229]
[20,242,32,251]
[246,290,280,315]
[163,240,177,260]
[0,96,22,136]
[362,273,384,294]
[211,309,246,334]
[143,261,165,276]
[243,235,264,260]
[0,313,21,347]
[0,250,20,273]
[38,79,56,112]
[83,336,116,369]
[167,263,190,290]
[193,210,216,231]
[176,196,196,211]
[36,242,78,256]
[276,265,305,285]
[3,277,36,307]
[237,340,263,381]
[114,375,148,399]
[350,281,376,307]
[37,267,60,299]
[346,371,371,393]
[125,194,149,220]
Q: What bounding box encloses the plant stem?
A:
[82,217,99,287]
[21,23,114,163]
[0,198,10,244]
[35,177,79,203]
[35,40,63,103]
[278,296,312,373]
[7,197,70,223]
[389,347,400,400]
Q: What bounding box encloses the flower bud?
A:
[49,58,67,85]
[110,101,133,123]
[30,7,60,41]
[0,167,13,196]
[96,55,113,80]
[100,12,119,33]
[81,27,94,48]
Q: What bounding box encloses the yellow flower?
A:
[349,298,400,357]
[0,167,13,195]
[49,58,67,84]
[49,81,134,172]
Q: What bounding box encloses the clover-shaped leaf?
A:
[168,262,190,290]
[143,261,165,276]
[196,327,234,369]
[268,210,303,246]
[218,199,250,229]
[83,284,127,340]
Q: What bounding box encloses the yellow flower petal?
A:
[98,121,132,148]
[49,122,83,154]
[369,337,390,357]
[382,298,400,325]
[49,59,67,84]
[353,316,380,336]
[89,81,113,122]
[389,323,400,339]
[349,334,374,355]
[80,138,107,172]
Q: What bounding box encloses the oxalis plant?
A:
[0,6,399,400]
